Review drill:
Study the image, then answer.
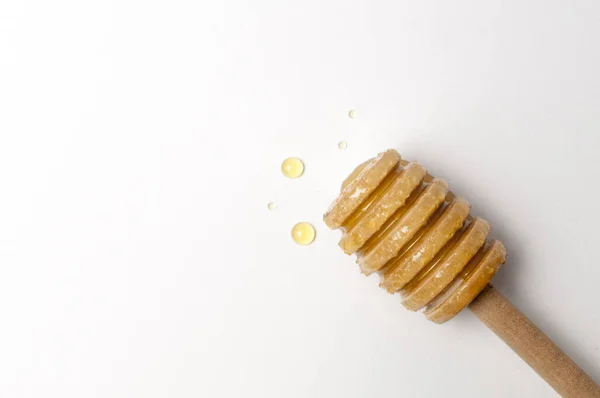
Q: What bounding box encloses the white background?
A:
[1,1,599,397]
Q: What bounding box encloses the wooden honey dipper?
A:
[324,149,600,397]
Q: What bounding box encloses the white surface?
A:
[1,1,599,397]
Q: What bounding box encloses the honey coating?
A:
[324,149,506,323]
[400,218,491,311]
[339,162,427,255]
[358,178,449,275]
[380,198,472,293]
[424,240,506,323]
[324,150,400,229]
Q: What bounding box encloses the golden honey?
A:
[291,222,316,245]
[281,157,304,178]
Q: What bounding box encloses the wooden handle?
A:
[468,285,600,397]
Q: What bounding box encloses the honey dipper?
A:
[324,149,600,397]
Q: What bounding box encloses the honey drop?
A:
[291,222,316,245]
[281,157,304,178]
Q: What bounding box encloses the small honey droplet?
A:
[348,109,357,119]
[338,140,348,150]
[281,157,304,178]
[267,202,277,211]
[291,222,316,245]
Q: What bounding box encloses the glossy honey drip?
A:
[324,149,506,323]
